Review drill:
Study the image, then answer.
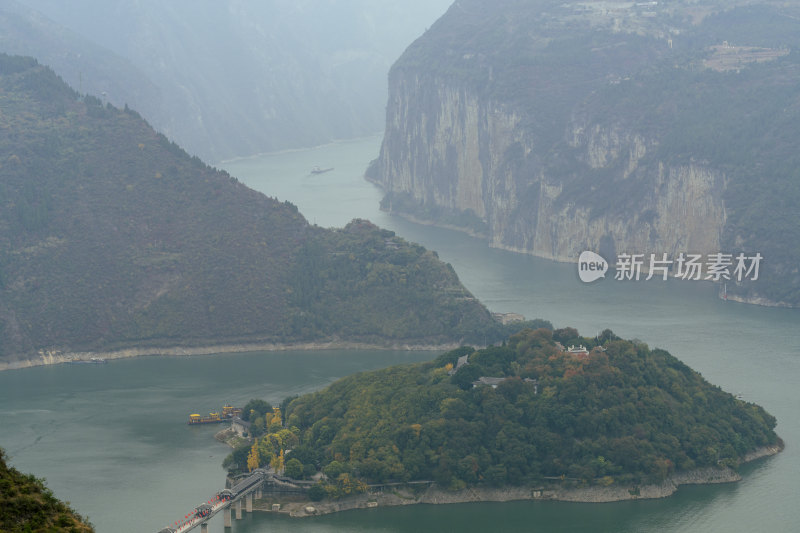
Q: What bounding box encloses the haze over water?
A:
[0,137,796,532]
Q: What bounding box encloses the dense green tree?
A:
[281,328,779,490]
[242,399,272,422]
[0,448,94,532]
[284,458,304,479]
[322,460,348,480]
[307,483,326,501]
[451,363,483,390]
[222,442,252,472]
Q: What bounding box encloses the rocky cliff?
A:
[369,0,800,306]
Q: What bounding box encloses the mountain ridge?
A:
[0,54,522,365]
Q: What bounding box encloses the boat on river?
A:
[187,404,242,425]
[67,357,107,364]
[310,166,334,174]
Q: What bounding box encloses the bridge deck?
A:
[159,470,267,532]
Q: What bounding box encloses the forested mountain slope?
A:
[0,55,509,366]
[0,448,94,532]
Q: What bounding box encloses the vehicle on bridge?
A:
[194,503,213,518]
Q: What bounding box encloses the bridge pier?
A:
[200,523,208,533]
[246,493,253,513]
[256,488,262,499]
[223,507,232,528]
[235,499,242,520]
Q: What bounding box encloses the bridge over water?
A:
[158,468,284,533]
[158,469,434,531]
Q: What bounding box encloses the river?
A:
[1,135,797,532]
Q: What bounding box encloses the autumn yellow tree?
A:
[265,407,282,431]
[257,438,273,466]
[247,439,260,472]
[270,448,284,474]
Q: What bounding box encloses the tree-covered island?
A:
[226,328,781,506]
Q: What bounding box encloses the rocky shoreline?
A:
[723,293,794,308]
[252,443,783,517]
[0,339,459,372]
[369,194,795,310]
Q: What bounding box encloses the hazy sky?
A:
[6,0,453,161]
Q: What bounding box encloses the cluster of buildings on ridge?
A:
[449,341,607,393]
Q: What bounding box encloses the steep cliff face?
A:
[506,128,727,261]
[375,72,521,223]
[375,79,726,261]
[369,0,800,305]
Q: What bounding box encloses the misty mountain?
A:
[5,0,451,162]
[0,1,163,119]
[0,55,503,367]
[369,0,800,306]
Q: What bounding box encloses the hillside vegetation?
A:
[0,54,512,364]
[280,328,779,491]
[0,448,93,532]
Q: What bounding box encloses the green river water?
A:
[1,136,797,532]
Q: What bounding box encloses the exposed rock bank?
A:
[0,340,459,372]
[252,443,782,517]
